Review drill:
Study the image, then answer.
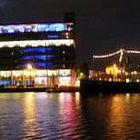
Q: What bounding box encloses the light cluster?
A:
[0,39,74,48]
[93,49,140,62]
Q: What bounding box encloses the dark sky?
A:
[1,0,140,64]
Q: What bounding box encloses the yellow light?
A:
[125,72,128,76]
[27,64,32,70]
[105,64,119,76]
[126,93,130,97]
[134,71,137,75]
[80,72,84,76]
[113,64,116,67]
[75,79,80,87]
[126,78,130,83]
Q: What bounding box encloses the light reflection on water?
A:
[1,92,140,139]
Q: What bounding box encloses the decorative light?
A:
[93,50,121,59]
[119,49,124,62]
[93,49,140,63]
[126,50,140,54]
[0,39,74,48]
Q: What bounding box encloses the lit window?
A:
[0,39,74,48]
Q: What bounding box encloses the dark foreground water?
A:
[0,92,140,140]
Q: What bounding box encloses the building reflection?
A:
[22,93,38,138]
[110,95,125,123]
[75,92,80,106]
[58,92,83,137]
[107,94,130,139]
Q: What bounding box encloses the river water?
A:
[0,92,140,140]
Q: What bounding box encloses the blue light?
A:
[0,23,70,34]
[21,55,53,60]
[37,23,67,32]
[23,48,46,53]
[34,62,53,68]
[0,80,10,86]
[22,47,53,53]
[48,35,59,39]
[22,55,45,60]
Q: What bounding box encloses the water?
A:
[0,92,140,139]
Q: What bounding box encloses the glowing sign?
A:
[0,23,72,34]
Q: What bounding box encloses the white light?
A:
[126,93,130,97]
[127,50,140,54]
[80,72,84,76]
[134,71,137,74]
[93,48,140,63]
[109,78,112,81]
[26,64,32,70]
[126,78,130,83]
[59,76,71,86]
[119,49,124,62]
[0,39,74,48]
[93,50,121,59]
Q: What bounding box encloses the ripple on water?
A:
[0,93,140,139]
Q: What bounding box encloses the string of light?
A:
[119,49,124,62]
[126,50,140,54]
[93,49,140,62]
[93,50,121,59]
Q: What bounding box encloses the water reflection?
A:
[1,92,140,139]
[107,95,126,140]
[58,92,83,139]
[0,93,25,139]
[22,92,37,138]
[107,94,140,140]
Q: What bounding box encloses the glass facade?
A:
[0,21,76,87]
[0,23,73,34]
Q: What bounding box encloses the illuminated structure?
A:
[0,13,76,87]
[105,64,119,76]
[93,49,140,63]
[91,49,140,82]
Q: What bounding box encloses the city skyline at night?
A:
[1,1,140,140]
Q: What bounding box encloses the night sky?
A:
[0,0,140,65]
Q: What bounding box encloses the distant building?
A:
[0,13,76,87]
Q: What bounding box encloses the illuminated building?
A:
[105,64,119,76]
[0,13,76,87]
